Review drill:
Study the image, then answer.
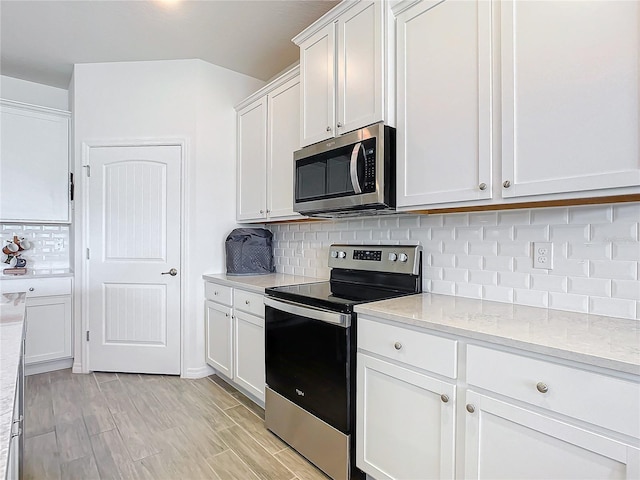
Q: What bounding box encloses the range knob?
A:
[388,253,398,261]
[337,251,347,259]
[398,253,409,263]
[330,251,338,258]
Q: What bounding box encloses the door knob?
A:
[161,268,178,276]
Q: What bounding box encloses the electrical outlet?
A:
[533,242,553,269]
[54,239,64,251]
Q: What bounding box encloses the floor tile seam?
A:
[54,412,93,465]
[205,448,261,480]
[222,405,286,455]
[205,376,243,405]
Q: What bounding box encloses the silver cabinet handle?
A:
[214,291,219,296]
[259,209,264,214]
[326,126,332,132]
[29,287,34,292]
[466,404,475,413]
[479,183,487,190]
[503,180,511,188]
[245,300,250,305]
[225,313,229,318]
[161,268,178,276]
[536,382,548,394]
[441,394,449,403]
[394,342,402,350]
[337,122,343,128]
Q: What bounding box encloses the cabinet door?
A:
[205,300,233,379]
[234,310,265,402]
[396,0,493,208]
[267,76,302,220]
[501,0,640,198]
[336,0,384,135]
[0,101,70,223]
[24,296,72,365]
[236,97,267,221]
[300,22,336,147]
[464,390,640,479]
[356,353,456,480]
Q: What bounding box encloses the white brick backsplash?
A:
[531,207,568,225]
[612,280,640,301]
[549,292,589,313]
[1,223,70,270]
[270,204,640,320]
[589,296,636,319]
[483,285,514,303]
[568,205,613,224]
[590,260,637,280]
[568,277,611,297]
[514,289,549,308]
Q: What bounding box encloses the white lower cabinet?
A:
[204,281,265,404]
[464,390,640,480]
[1,277,73,371]
[356,315,640,480]
[356,353,455,480]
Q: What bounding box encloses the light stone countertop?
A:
[0,292,26,479]
[0,268,73,280]
[202,273,325,294]
[355,293,640,376]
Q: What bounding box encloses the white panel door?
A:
[268,75,302,220]
[237,97,267,221]
[337,0,383,135]
[501,0,640,198]
[396,0,493,208]
[234,310,265,401]
[88,145,181,375]
[205,300,233,379]
[300,22,336,147]
[464,390,640,480]
[356,353,456,480]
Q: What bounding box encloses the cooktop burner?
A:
[265,244,423,314]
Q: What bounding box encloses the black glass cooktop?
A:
[266,280,416,314]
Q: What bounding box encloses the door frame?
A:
[73,138,188,376]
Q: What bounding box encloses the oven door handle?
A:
[264,297,351,328]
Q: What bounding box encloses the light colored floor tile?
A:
[24,431,61,480]
[60,454,101,480]
[225,404,287,454]
[56,417,92,463]
[206,449,260,480]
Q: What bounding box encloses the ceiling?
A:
[0,0,339,89]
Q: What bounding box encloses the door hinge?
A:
[83,165,91,177]
[69,172,75,201]
[86,248,90,260]
[86,331,90,341]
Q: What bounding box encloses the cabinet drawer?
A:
[234,289,264,318]
[358,317,458,379]
[467,345,640,438]
[205,282,233,306]
[1,277,72,298]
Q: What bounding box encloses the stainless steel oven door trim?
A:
[264,297,351,327]
[349,142,363,195]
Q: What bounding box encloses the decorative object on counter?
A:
[2,235,31,274]
[225,228,275,275]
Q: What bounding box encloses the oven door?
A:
[264,297,352,434]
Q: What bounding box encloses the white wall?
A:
[72,59,264,376]
[269,202,640,321]
[1,75,69,110]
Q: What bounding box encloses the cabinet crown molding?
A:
[234,65,299,112]
[0,98,71,116]
[292,0,363,45]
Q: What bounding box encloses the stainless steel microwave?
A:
[293,122,396,218]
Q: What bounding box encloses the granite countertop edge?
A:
[355,293,640,376]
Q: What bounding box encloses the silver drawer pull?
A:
[29,287,34,292]
[394,342,402,350]
[536,382,548,394]
[214,291,218,296]
[441,394,449,403]
[466,404,475,413]
[245,300,250,305]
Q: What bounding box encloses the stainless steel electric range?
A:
[264,244,423,480]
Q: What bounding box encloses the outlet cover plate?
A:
[533,242,553,269]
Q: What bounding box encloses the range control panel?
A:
[328,244,422,275]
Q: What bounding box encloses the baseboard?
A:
[26,358,74,376]
[183,364,216,379]
[72,360,84,374]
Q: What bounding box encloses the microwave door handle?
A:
[350,142,363,194]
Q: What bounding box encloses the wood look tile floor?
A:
[24,369,329,480]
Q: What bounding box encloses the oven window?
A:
[265,305,351,433]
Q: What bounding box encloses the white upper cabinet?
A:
[236,67,302,223]
[295,0,393,147]
[0,100,70,223]
[395,0,493,208]
[501,0,640,199]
